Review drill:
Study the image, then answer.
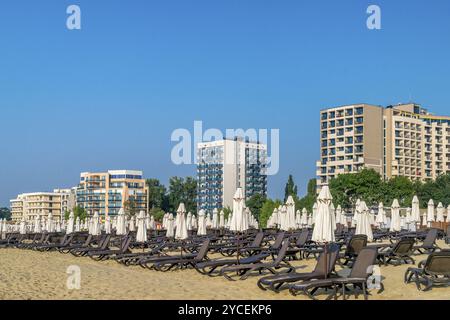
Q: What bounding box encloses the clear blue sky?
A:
[1,0,450,207]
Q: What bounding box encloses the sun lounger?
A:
[256,243,340,292]
[377,238,415,266]
[219,240,294,281]
[88,235,132,261]
[288,247,379,300]
[405,251,450,291]
[413,228,441,254]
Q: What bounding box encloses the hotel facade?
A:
[10,188,75,222]
[76,170,148,217]
[316,103,450,189]
[197,138,267,213]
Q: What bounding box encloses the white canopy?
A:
[355,201,373,242]
[136,211,147,243]
[219,210,225,229]
[197,209,207,236]
[66,212,75,234]
[175,204,188,240]
[166,213,175,238]
[229,188,247,232]
[116,208,127,235]
[311,185,335,243]
[390,199,402,232]
[427,199,435,224]
[285,196,296,231]
[436,202,445,222]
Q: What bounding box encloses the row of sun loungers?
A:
[3,226,449,299]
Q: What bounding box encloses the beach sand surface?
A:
[0,240,449,300]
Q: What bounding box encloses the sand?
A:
[0,241,448,300]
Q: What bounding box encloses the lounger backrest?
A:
[296,229,309,246]
[250,232,264,247]
[349,247,378,279]
[423,228,438,247]
[393,238,415,255]
[271,232,286,250]
[100,234,112,249]
[120,236,132,253]
[194,239,210,261]
[273,240,291,265]
[347,234,368,255]
[313,244,340,275]
[83,234,93,246]
[425,251,450,276]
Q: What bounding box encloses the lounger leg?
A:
[363,282,368,300]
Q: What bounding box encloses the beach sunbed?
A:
[377,238,415,266]
[219,240,294,281]
[413,228,440,254]
[288,247,380,300]
[404,251,450,291]
[256,243,340,292]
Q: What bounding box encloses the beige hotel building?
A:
[10,189,74,222]
[316,103,450,189]
[76,170,148,217]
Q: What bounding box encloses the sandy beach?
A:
[0,241,448,300]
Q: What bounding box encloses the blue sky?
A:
[1,0,450,207]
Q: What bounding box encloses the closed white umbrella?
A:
[390,199,401,232]
[295,210,301,228]
[285,196,296,231]
[166,213,175,238]
[279,205,288,231]
[436,202,445,222]
[376,202,386,226]
[229,188,246,232]
[129,215,136,232]
[300,208,308,227]
[149,216,156,230]
[312,202,318,225]
[34,215,42,234]
[243,207,250,231]
[186,212,193,231]
[411,196,421,224]
[116,208,127,235]
[369,209,376,226]
[191,214,197,229]
[219,210,225,229]
[162,213,169,229]
[427,199,435,227]
[46,212,54,233]
[91,212,101,236]
[205,213,212,229]
[355,201,373,242]
[330,202,337,231]
[75,217,81,232]
[104,213,111,235]
[312,185,335,243]
[19,218,27,235]
[175,204,188,240]
[335,205,343,226]
[212,208,219,229]
[197,209,207,236]
[136,211,147,243]
[66,212,75,234]
[145,213,151,231]
[307,213,313,227]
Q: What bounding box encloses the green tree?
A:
[259,198,282,228]
[150,207,165,222]
[123,198,138,217]
[0,208,11,220]
[222,206,232,220]
[296,178,317,212]
[383,176,415,207]
[329,169,383,210]
[146,178,169,211]
[246,194,267,221]
[284,175,298,202]
[73,206,87,222]
[168,176,197,213]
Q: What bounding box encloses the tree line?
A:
[246,170,450,228]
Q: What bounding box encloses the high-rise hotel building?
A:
[197,138,267,213]
[76,170,148,216]
[317,103,450,189]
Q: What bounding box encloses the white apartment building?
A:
[197,138,267,213]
